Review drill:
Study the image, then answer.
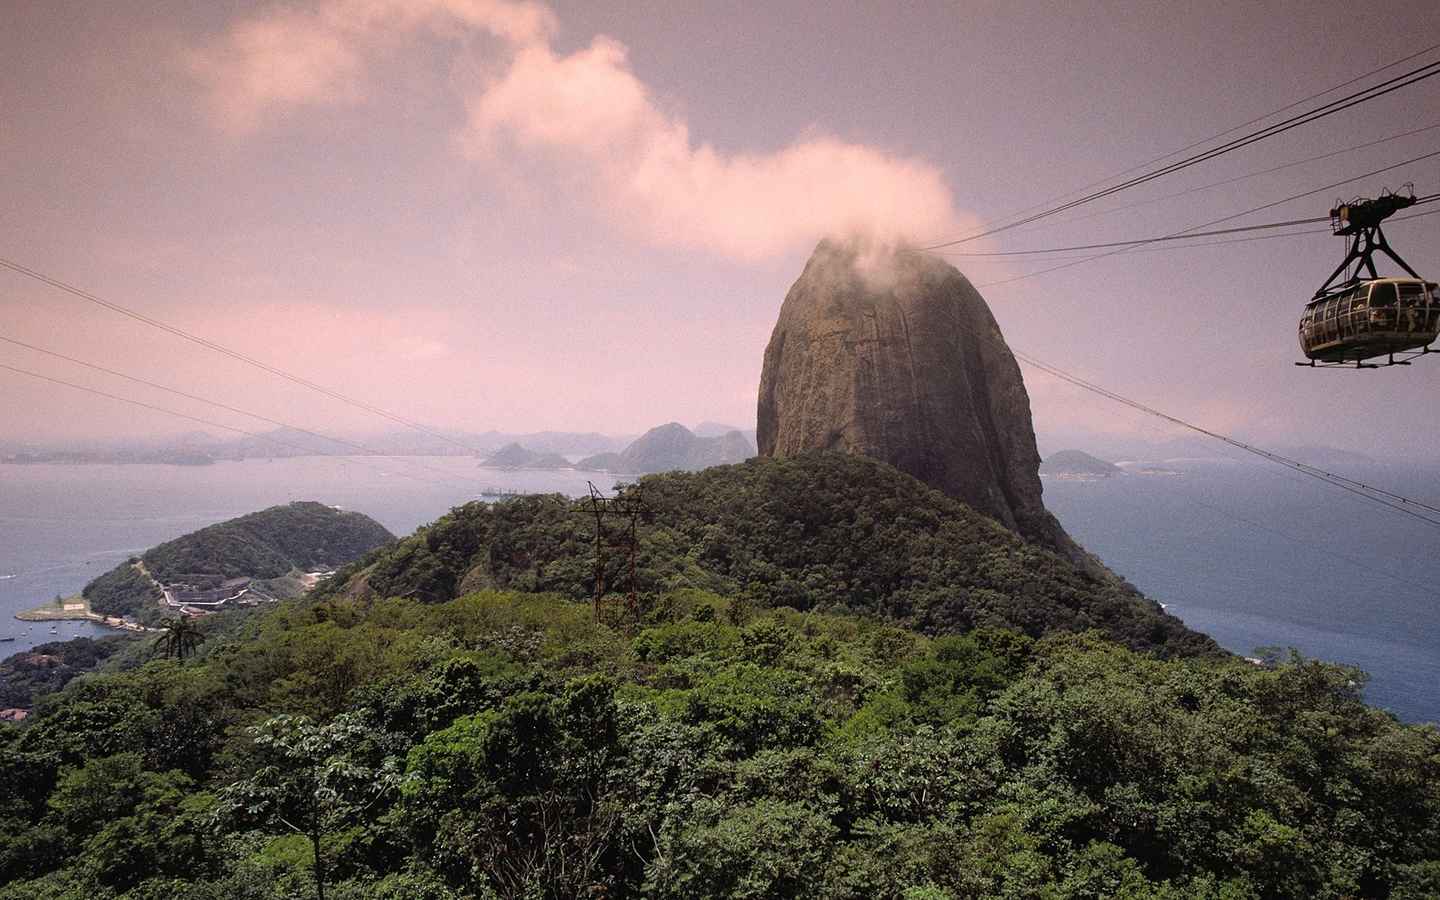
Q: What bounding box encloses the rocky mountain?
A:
[479,443,571,470]
[1039,449,1123,477]
[577,423,754,474]
[757,239,1081,558]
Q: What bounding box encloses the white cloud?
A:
[189,0,966,257]
[186,0,556,132]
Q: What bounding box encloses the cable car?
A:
[1298,186,1436,368]
[1299,278,1439,365]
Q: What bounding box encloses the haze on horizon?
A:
[3,0,1438,461]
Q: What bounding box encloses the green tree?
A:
[215,713,406,900]
[154,615,205,660]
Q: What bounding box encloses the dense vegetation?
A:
[323,454,1213,657]
[83,502,395,618]
[84,563,163,618]
[0,589,1435,898]
[4,456,1434,898]
[0,637,136,709]
[142,502,395,582]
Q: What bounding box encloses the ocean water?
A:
[0,458,606,656]
[2,456,1436,723]
[1043,460,1440,724]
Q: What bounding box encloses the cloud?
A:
[188,0,965,257]
[186,0,556,132]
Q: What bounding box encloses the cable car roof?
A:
[1305,276,1435,308]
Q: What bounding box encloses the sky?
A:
[2,0,1438,459]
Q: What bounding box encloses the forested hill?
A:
[81,502,395,617]
[320,453,1215,657]
[4,456,1439,897]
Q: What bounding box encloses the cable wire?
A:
[939,195,1439,258]
[949,43,1440,241]
[1013,351,1440,530]
[923,58,1440,250]
[1159,484,1436,599]
[0,361,491,490]
[0,257,491,456]
[1003,120,1440,238]
[973,150,1440,286]
[0,334,505,489]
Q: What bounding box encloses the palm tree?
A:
[154,615,204,660]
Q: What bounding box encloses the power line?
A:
[922,58,1440,250]
[938,195,1438,258]
[0,257,491,456]
[944,216,1326,257]
[952,43,1440,241]
[0,361,484,490]
[0,333,501,489]
[1013,351,1440,530]
[1008,120,1440,238]
[973,149,1440,287]
[948,207,1440,265]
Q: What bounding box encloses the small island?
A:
[15,501,395,629]
[1038,449,1123,479]
[479,442,572,469]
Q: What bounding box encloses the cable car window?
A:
[1370,283,1397,307]
[1398,283,1425,306]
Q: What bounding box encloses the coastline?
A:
[14,596,155,633]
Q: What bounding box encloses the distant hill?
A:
[576,423,754,474]
[1039,449,1122,477]
[82,502,394,619]
[694,421,759,445]
[479,443,571,470]
[573,451,624,472]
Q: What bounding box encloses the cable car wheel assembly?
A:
[1297,185,1438,369]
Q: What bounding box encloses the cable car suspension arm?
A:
[1314,189,1423,297]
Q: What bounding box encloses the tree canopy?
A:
[3,456,1435,898]
[322,453,1214,657]
[82,502,395,619]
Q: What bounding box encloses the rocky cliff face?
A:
[758,239,1080,557]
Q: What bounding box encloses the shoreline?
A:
[14,597,155,633]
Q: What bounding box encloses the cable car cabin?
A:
[1298,277,1439,366]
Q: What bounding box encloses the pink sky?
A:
[2,0,1438,459]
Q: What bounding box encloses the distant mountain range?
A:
[577,423,755,474]
[1,428,634,464]
[3,423,761,475]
